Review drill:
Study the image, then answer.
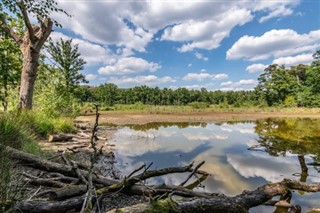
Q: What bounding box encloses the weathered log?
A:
[107,179,320,213]
[17,196,84,213]
[48,185,88,200]
[48,134,73,142]
[24,178,66,188]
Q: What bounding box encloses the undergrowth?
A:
[0,110,76,211]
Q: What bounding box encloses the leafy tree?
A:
[0,36,21,111]
[94,83,118,106]
[45,38,88,95]
[0,0,68,109]
[256,65,299,106]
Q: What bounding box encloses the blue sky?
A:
[50,0,320,91]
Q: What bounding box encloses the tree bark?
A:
[18,46,40,110]
[17,196,84,213]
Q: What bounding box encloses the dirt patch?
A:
[76,111,320,125]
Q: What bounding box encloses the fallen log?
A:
[48,134,73,142]
[47,185,88,201]
[17,179,320,213]
[107,179,320,213]
[4,146,117,186]
[17,196,84,213]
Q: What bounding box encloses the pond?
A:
[106,118,320,212]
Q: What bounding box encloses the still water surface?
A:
[107,118,320,212]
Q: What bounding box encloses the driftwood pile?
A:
[3,106,320,212]
[4,145,320,213]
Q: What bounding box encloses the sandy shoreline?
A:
[76,111,320,125]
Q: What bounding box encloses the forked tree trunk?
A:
[19,46,40,110]
[1,10,53,110]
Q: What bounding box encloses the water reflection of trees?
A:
[125,122,208,131]
[253,118,320,182]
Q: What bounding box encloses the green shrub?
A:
[284,96,297,107]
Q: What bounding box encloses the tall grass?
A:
[0,111,76,211]
[18,111,76,138]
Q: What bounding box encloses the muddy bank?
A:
[76,111,320,125]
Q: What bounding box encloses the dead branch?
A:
[107,179,320,213]
[180,161,205,187]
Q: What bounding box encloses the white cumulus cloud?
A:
[98,57,161,76]
[195,52,209,61]
[220,79,257,91]
[183,73,228,82]
[246,64,267,73]
[227,29,320,61]
[272,53,314,66]
[109,75,176,86]
[53,1,300,55]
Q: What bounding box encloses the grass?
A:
[87,104,320,115]
[0,110,77,211]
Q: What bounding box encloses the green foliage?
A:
[0,0,69,28]
[284,96,297,107]
[0,36,22,111]
[255,50,320,107]
[83,84,260,108]
[18,111,76,137]
[45,38,87,95]
[255,118,320,161]
[34,86,81,117]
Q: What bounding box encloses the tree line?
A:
[74,51,320,108]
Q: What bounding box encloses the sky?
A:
[50,0,320,91]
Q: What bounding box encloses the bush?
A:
[34,88,81,117]
[284,96,297,107]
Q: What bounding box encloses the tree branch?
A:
[0,15,23,45]
[17,3,36,42]
[35,18,53,52]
